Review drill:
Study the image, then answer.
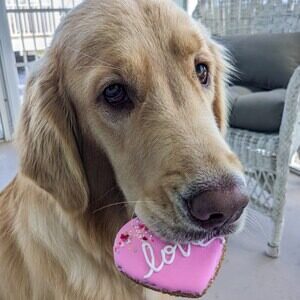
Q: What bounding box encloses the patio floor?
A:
[0,141,299,300]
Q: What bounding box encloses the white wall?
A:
[187,0,197,15]
[0,0,21,140]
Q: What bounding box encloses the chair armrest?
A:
[270,66,300,214]
[278,66,300,161]
[263,66,300,224]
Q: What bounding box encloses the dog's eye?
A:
[103,84,128,106]
[195,63,209,85]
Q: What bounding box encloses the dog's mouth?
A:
[133,178,248,244]
[133,207,245,244]
[134,200,247,244]
[142,217,241,244]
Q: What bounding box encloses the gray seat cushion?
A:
[227,85,261,111]
[229,87,286,133]
[218,33,300,90]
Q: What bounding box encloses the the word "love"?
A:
[142,237,223,278]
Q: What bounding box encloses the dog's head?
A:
[18,0,248,243]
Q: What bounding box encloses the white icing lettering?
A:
[142,237,224,279]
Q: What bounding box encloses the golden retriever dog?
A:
[0,0,249,299]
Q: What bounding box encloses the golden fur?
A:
[0,0,245,299]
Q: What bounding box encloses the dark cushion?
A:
[227,85,262,110]
[229,87,286,133]
[218,33,300,90]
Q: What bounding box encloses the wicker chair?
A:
[193,0,300,257]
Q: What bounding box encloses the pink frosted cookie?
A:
[113,218,226,298]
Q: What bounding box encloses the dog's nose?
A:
[187,186,249,229]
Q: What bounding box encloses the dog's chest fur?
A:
[0,178,175,300]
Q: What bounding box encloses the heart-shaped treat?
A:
[113,218,226,298]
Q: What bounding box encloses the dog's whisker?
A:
[93,201,130,213]
[65,46,122,71]
[242,226,261,240]
[246,213,263,228]
[95,185,118,203]
[92,200,155,214]
[74,65,113,70]
[245,214,268,240]
[130,207,136,219]
[146,219,162,229]
[245,215,259,230]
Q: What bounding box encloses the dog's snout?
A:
[187,185,249,229]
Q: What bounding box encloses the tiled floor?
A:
[0,142,300,300]
[0,115,4,140]
[0,142,18,190]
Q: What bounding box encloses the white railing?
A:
[5,0,82,98]
[6,0,82,54]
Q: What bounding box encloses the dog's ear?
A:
[209,40,231,135]
[212,71,227,134]
[17,50,89,213]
